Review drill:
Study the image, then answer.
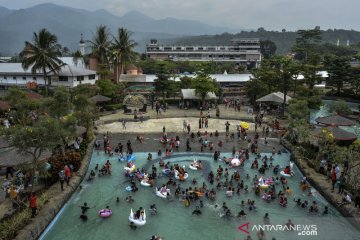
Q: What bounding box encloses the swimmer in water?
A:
[116,197,120,204]
[192,206,202,215]
[126,196,134,203]
[129,221,137,230]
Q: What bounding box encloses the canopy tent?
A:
[315,115,355,126]
[256,92,292,104]
[313,126,357,141]
[181,89,217,100]
[89,94,111,103]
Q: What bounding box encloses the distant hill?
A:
[0,3,239,55]
[171,29,360,54]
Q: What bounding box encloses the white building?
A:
[146,38,261,68]
[0,63,97,88]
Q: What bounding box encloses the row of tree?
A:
[245,28,360,110]
[19,26,137,96]
[153,71,220,106]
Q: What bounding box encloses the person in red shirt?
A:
[29,192,37,218]
[331,167,337,191]
[64,165,71,186]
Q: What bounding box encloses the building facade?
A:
[145,38,261,68]
[0,63,98,88]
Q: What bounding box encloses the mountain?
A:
[0,3,238,55]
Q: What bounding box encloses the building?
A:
[145,39,261,68]
[0,63,98,88]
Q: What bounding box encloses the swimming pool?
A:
[39,151,359,240]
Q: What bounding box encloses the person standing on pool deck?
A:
[64,164,71,186]
[225,121,230,134]
[58,170,65,191]
[29,192,37,218]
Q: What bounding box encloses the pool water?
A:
[40,151,359,240]
[310,100,360,139]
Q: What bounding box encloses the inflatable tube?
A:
[98,209,112,218]
[162,169,170,175]
[258,177,269,189]
[129,208,146,226]
[125,186,132,192]
[159,138,169,144]
[124,165,136,173]
[231,158,241,167]
[156,187,170,199]
[127,155,136,162]
[280,171,292,178]
[189,164,198,171]
[290,161,294,170]
[141,180,151,187]
[262,194,271,202]
[175,170,188,180]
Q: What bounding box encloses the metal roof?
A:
[181,89,217,100]
[0,63,96,77]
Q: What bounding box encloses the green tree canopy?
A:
[324,55,352,95]
[20,28,63,95]
[96,79,116,98]
[192,72,219,105]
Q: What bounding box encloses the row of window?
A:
[0,75,96,82]
[0,76,37,80]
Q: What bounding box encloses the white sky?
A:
[0,0,359,31]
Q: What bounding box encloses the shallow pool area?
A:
[40,151,360,240]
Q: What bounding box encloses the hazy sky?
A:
[0,0,359,31]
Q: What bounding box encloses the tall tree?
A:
[153,73,171,103]
[112,28,138,83]
[72,94,98,139]
[324,55,352,95]
[260,40,277,59]
[193,72,219,106]
[20,28,63,95]
[292,28,322,63]
[88,25,112,76]
[5,116,63,189]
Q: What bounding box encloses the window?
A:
[4,76,7,80]
[13,76,16,80]
[33,77,37,80]
[77,76,84,81]
[88,74,96,80]
[22,77,26,80]
[59,76,68,82]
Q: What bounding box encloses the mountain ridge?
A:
[0,3,238,55]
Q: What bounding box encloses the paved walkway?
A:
[97,105,258,124]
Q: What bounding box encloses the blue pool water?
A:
[40,151,360,240]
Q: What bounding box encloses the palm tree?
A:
[88,25,112,75]
[112,28,137,83]
[20,28,63,95]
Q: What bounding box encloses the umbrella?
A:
[315,115,355,126]
[89,94,111,103]
[240,121,249,130]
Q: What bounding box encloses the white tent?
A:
[181,89,217,100]
[256,92,292,104]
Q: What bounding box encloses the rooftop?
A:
[0,63,96,77]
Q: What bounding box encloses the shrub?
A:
[0,208,31,240]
